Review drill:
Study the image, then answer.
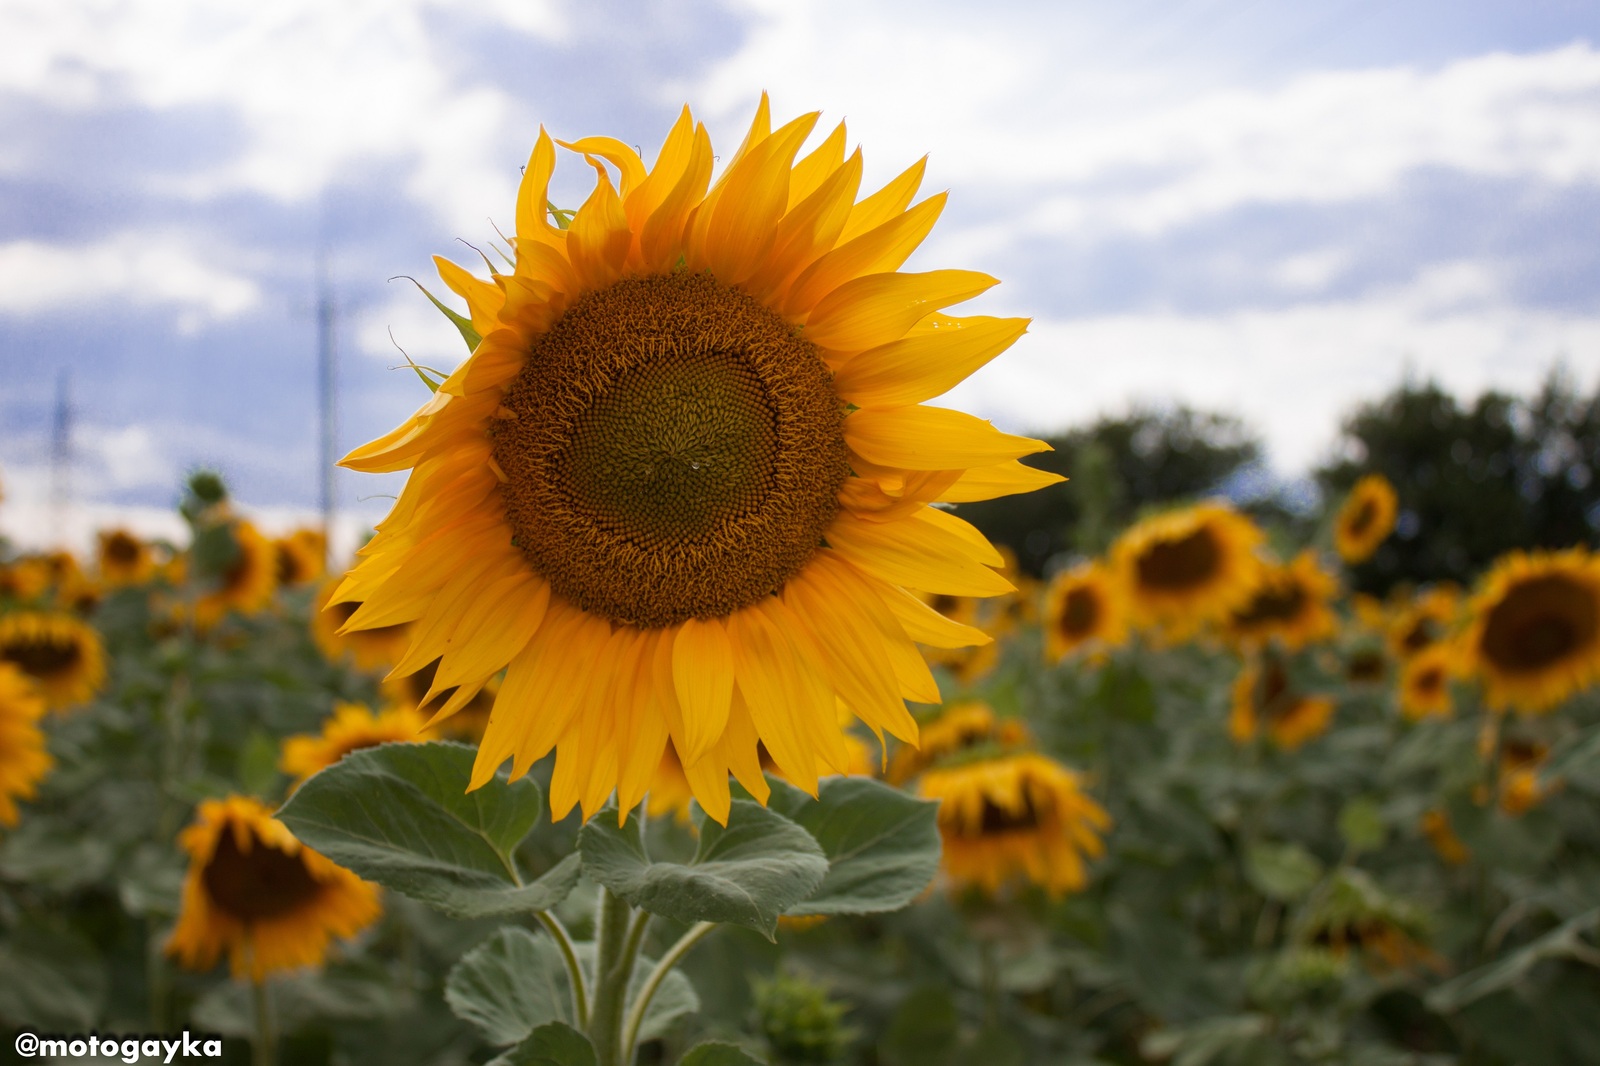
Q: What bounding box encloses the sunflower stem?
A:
[251,977,275,1066]
[620,920,715,1063]
[535,909,590,1026]
[587,886,647,1066]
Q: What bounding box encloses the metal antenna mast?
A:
[49,369,73,548]
[316,245,337,563]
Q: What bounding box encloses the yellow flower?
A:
[1459,548,1600,714]
[279,702,434,785]
[0,664,52,826]
[1301,871,1442,974]
[0,611,107,711]
[918,751,1109,897]
[273,529,326,588]
[1419,809,1469,865]
[1333,474,1397,564]
[334,97,1057,824]
[885,701,1027,785]
[97,529,155,587]
[1496,738,1553,816]
[1386,585,1460,661]
[918,594,1001,684]
[310,581,412,672]
[1398,643,1454,721]
[167,796,381,982]
[0,557,52,602]
[1043,562,1127,663]
[1222,551,1338,651]
[1229,657,1335,751]
[193,521,278,630]
[646,743,697,824]
[1110,502,1264,639]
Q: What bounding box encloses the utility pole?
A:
[316,246,337,564]
[49,369,73,548]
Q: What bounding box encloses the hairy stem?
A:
[535,909,590,1026]
[621,921,715,1063]
[587,887,648,1066]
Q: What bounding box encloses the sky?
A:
[2,0,1599,551]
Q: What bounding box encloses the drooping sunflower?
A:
[1229,656,1335,751]
[1419,810,1469,866]
[1386,585,1460,661]
[1333,474,1398,564]
[885,700,1027,784]
[1398,643,1454,721]
[310,581,412,673]
[334,98,1059,823]
[1458,548,1600,714]
[1110,502,1264,639]
[918,751,1109,897]
[1043,562,1127,663]
[193,520,278,630]
[1298,869,1442,974]
[98,529,155,587]
[1222,550,1338,651]
[167,796,381,981]
[0,664,52,826]
[0,611,107,711]
[274,529,326,588]
[280,702,434,785]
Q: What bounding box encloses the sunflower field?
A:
[4,101,1600,1066]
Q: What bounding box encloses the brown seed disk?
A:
[1136,527,1222,592]
[0,635,82,678]
[1059,587,1100,638]
[1481,575,1599,673]
[493,271,847,629]
[202,827,324,922]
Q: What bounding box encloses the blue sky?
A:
[3,0,1599,549]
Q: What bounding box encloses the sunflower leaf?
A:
[760,775,942,917]
[277,741,579,919]
[488,1022,597,1066]
[578,800,826,939]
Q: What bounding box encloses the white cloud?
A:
[0,233,260,320]
[946,261,1600,472]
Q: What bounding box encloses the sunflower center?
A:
[495,271,846,629]
[202,826,323,922]
[1481,576,1599,672]
[105,534,140,564]
[1346,498,1376,537]
[1346,649,1385,682]
[1232,580,1306,627]
[977,794,1043,834]
[1136,528,1221,592]
[1059,587,1099,638]
[1,636,82,679]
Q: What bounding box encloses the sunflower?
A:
[0,611,107,711]
[1299,870,1442,974]
[274,529,326,588]
[1229,657,1335,751]
[380,658,500,740]
[167,796,381,981]
[310,581,412,673]
[885,700,1027,785]
[1110,502,1263,639]
[1496,738,1553,816]
[280,702,434,785]
[1398,643,1454,721]
[0,664,52,826]
[918,751,1109,897]
[0,557,52,602]
[1222,551,1338,651]
[193,520,278,630]
[1334,474,1397,564]
[1386,585,1460,661]
[334,98,1057,824]
[1419,809,1469,865]
[98,529,155,587]
[1459,548,1600,714]
[1043,562,1126,663]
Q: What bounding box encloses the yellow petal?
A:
[782,192,947,314]
[689,111,818,284]
[826,508,1014,596]
[804,270,997,354]
[845,405,1048,470]
[514,128,565,250]
[727,602,825,796]
[640,122,713,272]
[834,315,1028,409]
[744,148,863,302]
[788,120,847,208]
[839,156,927,244]
[556,136,646,197]
[672,617,735,765]
[868,574,992,649]
[433,255,504,337]
[565,157,632,291]
[938,459,1066,503]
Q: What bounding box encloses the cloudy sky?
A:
[3,0,1599,549]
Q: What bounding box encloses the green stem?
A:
[536,909,590,1026]
[587,887,648,1066]
[251,978,275,1066]
[620,921,714,1063]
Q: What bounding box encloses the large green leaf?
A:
[763,776,940,916]
[277,741,579,918]
[679,1043,767,1065]
[580,800,826,939]
[446,928,700,1047]
[488,1023,597,1066]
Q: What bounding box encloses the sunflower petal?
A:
[834,315,1028,409]
[782,192,948,314]
[826,508,1014,596]
[939,459,1066,502]
[804,270,997,354]
[672,617,736,765]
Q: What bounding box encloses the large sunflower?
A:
[1229,656,1335,751]
[1043,562,1126,663]
[1459,548,1600,714]
[1110,502,1263,638]
[0,611,107,711]
[1333,474,1398,564]
[1221,550,1337,651]
[280,702,434,785]
[918,751,1109,897]
[0,664,52,826]
[334,98,1058,823]
[98,529,156,588]
[167,796,381,981]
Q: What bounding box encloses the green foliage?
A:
[753,972,852,1064]
[489,1022,598,1066]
